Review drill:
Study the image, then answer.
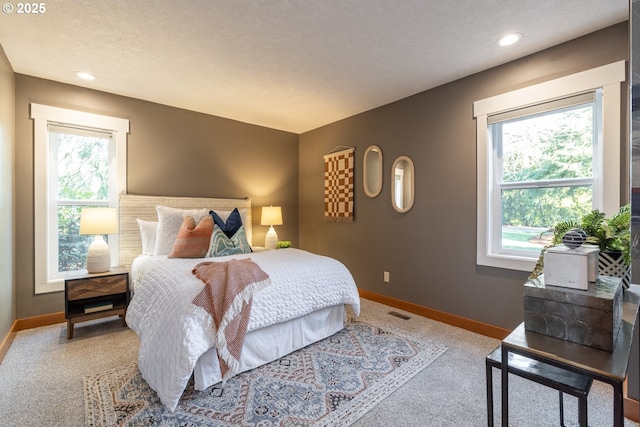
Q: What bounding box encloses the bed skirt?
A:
[193,304,346,389]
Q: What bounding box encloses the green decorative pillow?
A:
[207,224,252,257]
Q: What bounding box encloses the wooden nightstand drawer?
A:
[67,274,127,300]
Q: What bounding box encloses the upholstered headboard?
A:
[118,193,252,270]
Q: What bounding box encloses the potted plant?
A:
[530,204,631,286]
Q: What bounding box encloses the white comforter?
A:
[126,248,360,411]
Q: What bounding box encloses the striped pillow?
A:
[168,215,214,258]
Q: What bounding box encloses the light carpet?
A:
[83,320,447,427]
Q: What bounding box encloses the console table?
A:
[501,284,640,427]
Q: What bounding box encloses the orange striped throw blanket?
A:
[191,258,270,380]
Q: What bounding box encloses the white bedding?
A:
[125,248,360,412]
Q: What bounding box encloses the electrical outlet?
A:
[383,271,390,283]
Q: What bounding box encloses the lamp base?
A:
[265,226,278,250]
[86,235,111,273]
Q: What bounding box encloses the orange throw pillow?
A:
[168,215,214,258]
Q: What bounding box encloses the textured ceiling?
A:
[0,0,628,133]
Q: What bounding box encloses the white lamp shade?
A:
[261,206,283,226]
[79,207,119,235]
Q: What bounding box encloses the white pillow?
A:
[136,219,158,255]
[153,206,209,255]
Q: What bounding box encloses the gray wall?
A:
[14,75,299,318]
[299,22,629,330]
[0,45,15,338]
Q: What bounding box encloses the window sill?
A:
[477,252,537,272]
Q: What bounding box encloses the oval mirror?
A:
[363,145,383,198]
[391,156,414,213]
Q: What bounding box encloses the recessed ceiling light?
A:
[497,33,523,47]
[75,71,96,81]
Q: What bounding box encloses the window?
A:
[474,61,625,271]
[31,104,129,293]
[49,125,113,276]
[491,93,599,255]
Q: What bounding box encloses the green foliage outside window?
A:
[58,205,90,272]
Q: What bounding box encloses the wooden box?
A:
[524,275,623,351]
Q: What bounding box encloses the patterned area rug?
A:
[84,320,447,427]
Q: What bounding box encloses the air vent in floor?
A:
[388,311,411,320]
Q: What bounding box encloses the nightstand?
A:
[64,266,130,339]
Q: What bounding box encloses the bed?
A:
[119,193,361,412]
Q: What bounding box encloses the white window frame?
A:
[31,104,129,293]
[473,60,625,271]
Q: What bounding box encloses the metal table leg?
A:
[501,345,509,425]
[486,357,494,427]
[613,380,623,427]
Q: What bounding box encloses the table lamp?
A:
[261,206,283,250]
[79,207,119,273]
